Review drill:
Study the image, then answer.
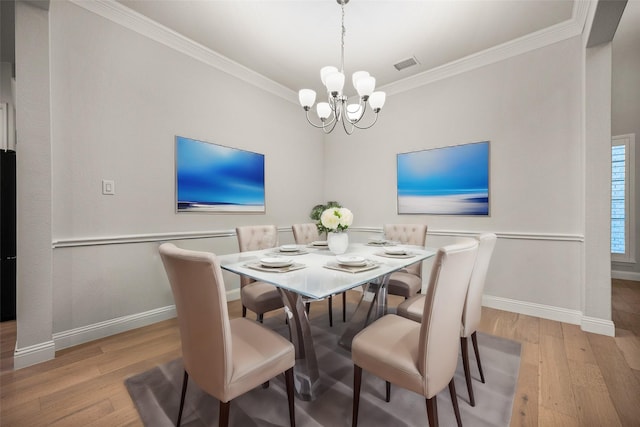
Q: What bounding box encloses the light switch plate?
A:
[102,179,115,195]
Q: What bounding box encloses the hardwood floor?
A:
[1,280,639,426]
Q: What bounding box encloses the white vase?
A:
[328,232,349,255]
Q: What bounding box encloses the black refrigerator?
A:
[1,149,16,321]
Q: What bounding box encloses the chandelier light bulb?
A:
[347,103,363,121]
[317,102,332,120]
[351,71,370,90]
[369,91,386,112]
[325,71,345,95]
[298,89,317,109]
[355,76,375,98]
[320,66,339,86]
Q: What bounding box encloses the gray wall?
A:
[323,36,588,316]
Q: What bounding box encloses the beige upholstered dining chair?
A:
[292,223,346,327]
[396,232,497,407]
[383,224,428,298]
[158,243,296,427]
[351,239,479,427]
[236,225,284,322]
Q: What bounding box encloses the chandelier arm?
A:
[322,118,340,134]
[305,110,336,129]
[340,115,356,135]
[343,99,368,125]
[350,112,380,130]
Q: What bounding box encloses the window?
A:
[611,134,636,263]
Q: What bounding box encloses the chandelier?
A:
[298,0,386,135]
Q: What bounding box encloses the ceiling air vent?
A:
[394,56,420,71]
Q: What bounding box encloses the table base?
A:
[279,289,320,401]
[338,274,389,351]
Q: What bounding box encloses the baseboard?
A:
[52,306,177,351]
[483,295,583,325]
[227,288,240,301]
[581,316,615,337]
[482,295,615,336]
[13,340,56,370]
[611,270,640,281]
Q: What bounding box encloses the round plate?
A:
[336,255,367,267]
[260,257,293,268]
[311,240,328,247]
[385,247,407,255]
[279,244,299,252]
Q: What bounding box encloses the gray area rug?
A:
[125,312,521,426]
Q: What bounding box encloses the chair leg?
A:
[328,295,333,327]
[460,337,475,406]
[353,365,362,427]
[219,400,231,427]
[176,370,189,427]
[342,292,346,322]
[385,381,391,402]
[285,368,296,427]
[448,379,463,427]
[425,395,438,427]
[258,313,264,323]
[242,305,247,318]
[305,302,311,314]
[471,331,485,383]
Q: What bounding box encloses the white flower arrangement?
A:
[320,207,353,232]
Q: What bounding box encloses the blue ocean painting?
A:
[397,141,489,215]
[176,136,265,212]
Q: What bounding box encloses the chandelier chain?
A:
[340,2,346,74]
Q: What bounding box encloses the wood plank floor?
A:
[0,280,639,426]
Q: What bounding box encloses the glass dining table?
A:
[218,242,436,401]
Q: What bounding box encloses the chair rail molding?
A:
[52,226,585,248]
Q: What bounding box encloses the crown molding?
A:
[69,0,298,104]
[71,0,592,104]
[381,4,590,96]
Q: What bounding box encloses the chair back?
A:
[461,233,497,337]
[383,224,428,276]
[236,225,278,288]
[418,239,478,397]
[159,243,232,397]
[292,223,320,245]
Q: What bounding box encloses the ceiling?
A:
[116,0,578,95]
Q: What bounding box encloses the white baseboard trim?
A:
[483,295,583,325]
[483,295,615,336]
[14,340,56,370]
[581,316,615,337]
[611,270,640,282]
[227,288,240,302]
[51,290,242,355]
[52,305,177,351]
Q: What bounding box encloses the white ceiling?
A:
[113,0,640,99]
[116,0,577,95]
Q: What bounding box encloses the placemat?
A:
[245,262,306,273]
[366,241,396,247]
[323,261,379,273]
[374,251,417,259]
[268,249,309,256]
